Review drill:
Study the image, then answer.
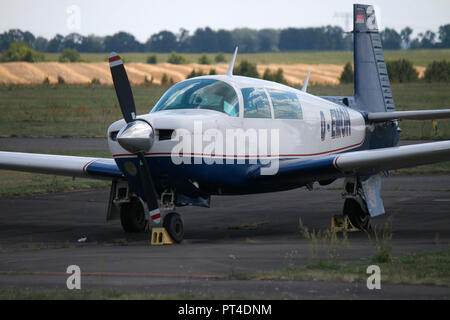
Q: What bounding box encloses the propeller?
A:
[109,52,161,224]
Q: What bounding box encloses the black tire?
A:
[120,199,147,233]
[163,212,184,243]
[343,198,371,231]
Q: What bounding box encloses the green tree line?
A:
[1,24,449,54]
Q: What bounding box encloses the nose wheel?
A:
[163,212,184,243]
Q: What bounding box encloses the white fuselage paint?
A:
[108,75,366,162]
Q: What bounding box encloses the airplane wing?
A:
[247,140,450,182]
[333,140,450,175]
[3,141,450,185]
[0,151,123,180]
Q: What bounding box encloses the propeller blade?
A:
[109,52,161,224]
[136,152,161,224]
[109,52,136,123]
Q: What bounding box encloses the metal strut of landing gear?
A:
[150,191,185,244]
[158,190,184,243]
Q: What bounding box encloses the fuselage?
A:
[108,75,367,195]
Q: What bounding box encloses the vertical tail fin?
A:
[353,4,395,113]
[320,4,399,149]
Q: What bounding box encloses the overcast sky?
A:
[1,0,449,42]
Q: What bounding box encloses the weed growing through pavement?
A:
[298,218,349,266]
[369,216,393,263]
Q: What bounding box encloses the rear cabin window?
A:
[241,88,272,119]
[267,89,303,120]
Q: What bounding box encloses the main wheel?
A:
[120,199,147,233]
[343,198,371,231]
[163,212,184,243]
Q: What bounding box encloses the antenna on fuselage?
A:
[226,47,239,76]
[301,70,311,92]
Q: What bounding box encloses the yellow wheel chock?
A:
[151,228,175,245]
[331,215,360,233]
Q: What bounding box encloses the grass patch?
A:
[305,261,340,271]
[310,82,450,140]
[0,241,77,253]
[392,161,450,175]
[43,49,450,67]
[228,221,268,230]
[109,238,129,246]
[0,288,262,300]
[0,85,168,138]
[249,250,450,286]
[0,171,109,197]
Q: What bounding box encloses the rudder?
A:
[353,4,395,113]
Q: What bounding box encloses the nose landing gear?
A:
[118,190,184,243]
[163,212,184,243]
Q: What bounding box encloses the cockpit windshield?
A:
[151,79,239,117]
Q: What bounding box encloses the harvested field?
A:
[0,62,425,86]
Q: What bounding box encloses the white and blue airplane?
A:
[1,4,450,242]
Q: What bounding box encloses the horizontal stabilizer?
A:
[368,109,450,122]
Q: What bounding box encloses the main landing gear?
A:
[343,198,371,230]
[120,198,147,232]
[342,178,372,231]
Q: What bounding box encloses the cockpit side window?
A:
[267,89,303,120]
[152,79,239,117]
[241,88,272,119]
